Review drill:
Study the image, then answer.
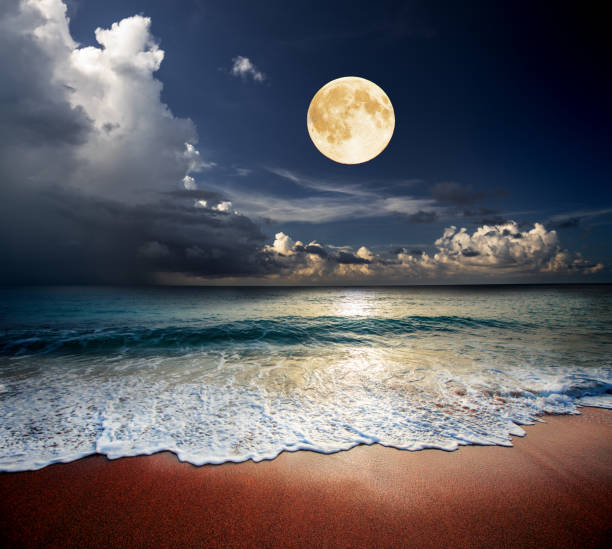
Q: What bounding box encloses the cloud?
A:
[547,217,581,229]
[356,246,374,261]
[223,192,435,223]
[193,197,234,213]
[431,182,484,205]
[430,222,554,272]
[266,167,383,197]
[218,167,437,223]
[0,1,218,203]
[246,169,515,226]
[408,210,439,223]
[259,222,603,284]
[66,17,209,200]
[233,168,252,177]
[0,0,264,284]
[213,201,233,212]
[182,175,197,190]
[0,184,271,284]
[430,182,508,210]
[138,241,170,259]
[337,251,370,264]
[267,232,296,256]
[546,208,612,230]
[230,55,265,82]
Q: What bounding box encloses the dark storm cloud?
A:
[0,0,275,285]
[0,185,272,284]
[0,1,91,149]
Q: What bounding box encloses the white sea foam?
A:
[577,394,612,408]
[0,349,610,472]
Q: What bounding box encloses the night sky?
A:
[1,0,610,284]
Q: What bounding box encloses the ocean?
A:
[0,285,610,471]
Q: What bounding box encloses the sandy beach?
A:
[1,407,610,548]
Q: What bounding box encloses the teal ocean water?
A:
[0,285,610,471]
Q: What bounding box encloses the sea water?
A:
[0,285,610,471]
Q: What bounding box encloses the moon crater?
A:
[307,76,394,164]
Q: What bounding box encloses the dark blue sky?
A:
[67,1,610,253]
[1,0,610,283]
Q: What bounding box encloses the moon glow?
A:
[307,76,394,164]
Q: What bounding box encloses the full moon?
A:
[307,76,394,164]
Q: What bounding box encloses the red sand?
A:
[1,408,611,548]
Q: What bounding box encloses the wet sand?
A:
[1,408,610,548]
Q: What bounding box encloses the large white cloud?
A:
[9,0,211,202]
[410,222,602,275]
[430,222,560,272]
[263,222,603,283]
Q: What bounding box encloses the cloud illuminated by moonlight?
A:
[262,222,603,284]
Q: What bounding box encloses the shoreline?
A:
[1,408,611,548]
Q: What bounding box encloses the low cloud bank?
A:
[261,222,603,284]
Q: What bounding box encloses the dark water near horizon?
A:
[0,285,611,471]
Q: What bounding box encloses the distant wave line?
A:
[0,315,534,356]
